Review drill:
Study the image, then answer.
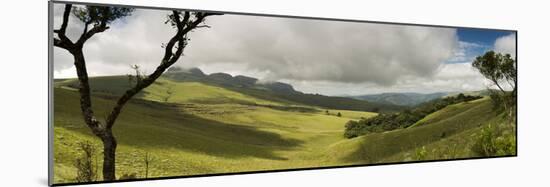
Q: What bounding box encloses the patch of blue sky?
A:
[445,28,515,64]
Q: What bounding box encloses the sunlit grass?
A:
[53,77,510,184]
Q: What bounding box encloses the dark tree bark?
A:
[53,4,218,181]
[100,130,117,180]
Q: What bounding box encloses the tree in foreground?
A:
[53,4,219,181]
[472,51,516,121]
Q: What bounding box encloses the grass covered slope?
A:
[54,76,286,106]
[53,82,377,183]
[327,97,509,164]
[55,74,400,113]
[53,75,511,184]
[343,94,483,138]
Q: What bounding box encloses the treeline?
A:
[272,92,404,113]
[218,85,404,113]
[344,94,482,138]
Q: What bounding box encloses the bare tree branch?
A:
[76,23,109,47]
[491,77,507,94]
[53,5,105,136]
[79,21,91,41]
[54,4,75,50]
[53,38,72,49]
[57,4,73,42]
[195,25,211,29]
[52,4,136,181]
[104,11,219,129]
[161,11,188,64]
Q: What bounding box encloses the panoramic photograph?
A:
[51,2,517,184]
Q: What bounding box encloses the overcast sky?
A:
[53,3,516,96]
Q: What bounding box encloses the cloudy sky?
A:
[53,3,516,96]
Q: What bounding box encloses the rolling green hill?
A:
[162,68,403,113]
[326,97,514,164]
[53,73,512,184]
[56,69,403,113]
[55,76,289,106]
[53,77,377,183]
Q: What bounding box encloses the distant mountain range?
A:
[165,67,297,94]
[348,90,491,106]
[350,92,448,106]
[163,67,491,110]
[163,67,404,112]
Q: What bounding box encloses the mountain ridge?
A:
[166,67,297,94]
[351,92,448,106]
[349,90,491,106]
[164,67,404,112]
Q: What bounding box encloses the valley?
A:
[53,70,514,183]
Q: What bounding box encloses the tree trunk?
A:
[71,48,118,181]
[100,131,117,181]
[53,10,218,182]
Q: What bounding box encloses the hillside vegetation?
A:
[56,72,402,113]
[53,73,513,184]
[351,92,447,106]
[163,68,404,113]
[344,94,482,138]
[328,97,514,164]
[53,77,377,183]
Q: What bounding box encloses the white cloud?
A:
[53,5,176,77]
[53,4,502,95]
[446,41,489,63]
[53,4,458,86]
[494,33,516,58]
[184,15,458,86]
[291,63,489,95]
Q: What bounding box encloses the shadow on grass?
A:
[119,112,303,161]
[54,88,303,161]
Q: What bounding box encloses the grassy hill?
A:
[53,77,377,183]
[55,76,290,106]
[55,73,401,112]
[53,74,513,184]
[162,69,403,113]
[326,97,514,164]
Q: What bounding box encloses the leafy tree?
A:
[472,51,516,94]
[457,93,465,100]
[472,51,516,121]
[53,4,219,180]
[337,112,342,117]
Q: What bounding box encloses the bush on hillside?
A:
[488,90,517,123]
[344,94,482,138]
[74,141,98,182]
[414,146,428,160]
[471,124,516,157]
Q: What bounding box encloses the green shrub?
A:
[472,124,516,157]
[74,141,98,182]
[414,146,428,160]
